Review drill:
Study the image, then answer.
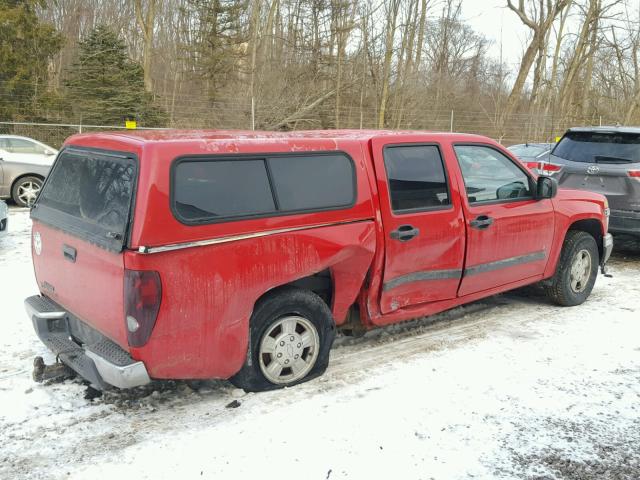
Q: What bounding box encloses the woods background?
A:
[1,0,640,146]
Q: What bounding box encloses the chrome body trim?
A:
[137,219,372,254]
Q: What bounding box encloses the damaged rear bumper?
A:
[25,295,150,389]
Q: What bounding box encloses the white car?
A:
[0,199,7,238]
[0,135,57,207]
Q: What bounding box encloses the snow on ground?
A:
[1,207,639,480]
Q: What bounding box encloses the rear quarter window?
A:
[172,152,356,224]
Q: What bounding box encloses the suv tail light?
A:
[124,269,162,347]
[523,161,539,171]
[538,162,562,175]
[628,170,640,180]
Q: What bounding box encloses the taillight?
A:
[538,162,562,175]
[523,161,539,171]
[124,269,162,347]
[628,170,640,180]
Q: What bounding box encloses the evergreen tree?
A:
[65,25,166,126]
[0,0,62,120]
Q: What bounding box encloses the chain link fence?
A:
[0,110,616,150]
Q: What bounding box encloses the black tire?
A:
[11,175,43,207]
[544,230,599,306]
[230,287,335,392]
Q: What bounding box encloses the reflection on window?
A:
[37,153,135,232]
[454,145,531,203]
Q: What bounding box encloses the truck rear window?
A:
[32,148,136,251]
[172,153,355,224]
[553,131,640,164]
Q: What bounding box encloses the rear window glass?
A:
[553,131,640,164]
[173,153,356,223]
[32,149,136,251]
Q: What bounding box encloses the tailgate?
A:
[551,130,640,211]
[30,147,137,348]
[555,161,637,211]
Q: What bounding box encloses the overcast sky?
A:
[461,0,530,69]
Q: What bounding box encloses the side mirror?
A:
[536,175,558,199]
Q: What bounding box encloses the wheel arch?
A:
[253,269,334,316]
[567,218,604,261]
[544,216,605,279]
[10,172,45,199]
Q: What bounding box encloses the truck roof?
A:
[65,129,489,147]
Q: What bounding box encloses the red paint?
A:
[30,130,610,381]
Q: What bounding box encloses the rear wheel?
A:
[544,231,599,306]
[230,287,335,392]
[12,176,43,207]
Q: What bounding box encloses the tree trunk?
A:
[378,0,400,129]
[134,0,156,93]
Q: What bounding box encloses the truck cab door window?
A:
[455,145,532,203]
[384,145,450,212]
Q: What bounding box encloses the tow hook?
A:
[32,356,75,383]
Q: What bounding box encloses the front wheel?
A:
[544,231,599,306]
[12,176,43,207]
[230,287,335,392]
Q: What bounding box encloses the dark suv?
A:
[547,127,640,237]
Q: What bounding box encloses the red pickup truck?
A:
[25,130,612,392]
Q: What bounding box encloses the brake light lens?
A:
[124,270,162,347]
[523,161,539,170]
[538,162,562,175]
[628,170,640,180]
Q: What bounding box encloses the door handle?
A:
[390,224,420,242]
[63,244,77,262]
[470,215,494,229]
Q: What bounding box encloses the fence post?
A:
[251,97,255,131]
[450,110,454,132]
[78,123,82,134]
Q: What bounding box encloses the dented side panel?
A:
[125,221,376,379]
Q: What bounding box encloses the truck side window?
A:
[172,153,355,223]
[454,145,532,203]
[268,154,354,211]
[383,145,450,213]
[174,160,276,221]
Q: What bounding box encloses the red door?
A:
[371,138,466,314]
[451,144,555,297]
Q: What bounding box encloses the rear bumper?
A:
[24,295,150,389]
[609,210,640,236]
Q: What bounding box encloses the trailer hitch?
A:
[32,356,75,383]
